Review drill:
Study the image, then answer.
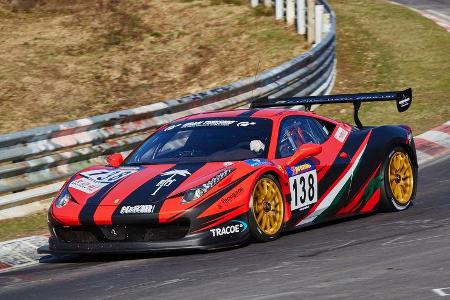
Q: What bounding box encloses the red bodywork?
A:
[45,108,416,253]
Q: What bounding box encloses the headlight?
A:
[182,169,234,203]
[55,193,71,208]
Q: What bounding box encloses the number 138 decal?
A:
[289,170,318,211]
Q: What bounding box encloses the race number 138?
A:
[289,170,318,211]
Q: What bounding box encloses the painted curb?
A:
[415,121,450,165]
[0,236,48,273]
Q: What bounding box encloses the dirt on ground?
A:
[0,0,307,133]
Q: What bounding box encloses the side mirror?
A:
[106,153,124,167]
[287,144,322,166]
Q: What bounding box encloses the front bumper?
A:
[38,232,248,254]
[38,217,250,254]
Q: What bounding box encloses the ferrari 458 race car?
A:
[39,89,417,254]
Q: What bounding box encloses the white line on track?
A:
[426,9,450,22]
[433,287,450,297]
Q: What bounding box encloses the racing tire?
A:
[380,146,417,212]
[248,174,285,242]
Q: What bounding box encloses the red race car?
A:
[39,89,417,254]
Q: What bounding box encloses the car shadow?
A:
[38,241,250,264]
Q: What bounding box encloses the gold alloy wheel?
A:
[252,177,284,235]
[388,151,414,204]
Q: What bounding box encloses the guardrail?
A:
[0,0,336,217]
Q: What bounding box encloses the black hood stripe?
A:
[111,163,206,223]
[78,180,121,225]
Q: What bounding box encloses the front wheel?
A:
[248,174,285,242]
[380,146,417,211]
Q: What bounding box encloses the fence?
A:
[0,0,336,218]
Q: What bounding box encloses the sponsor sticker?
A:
[181,120,236,129]
[152,169,191,195]
[217,186,244,209]
[70,168,139,194]
[245,159,271,167]
[334,127,349,143]
[164,124,183,131]
[236,121,256,127]
[287,162,313,177]
[81,169,139,184]
[398,97,410,108]
[164,120,260,131]
[210,220,248,237]
[120,205,155,214]
[69,177,107,194]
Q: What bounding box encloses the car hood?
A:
[66,161,249,208]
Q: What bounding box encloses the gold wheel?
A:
[252,177,284,236]
[388,151,414,205]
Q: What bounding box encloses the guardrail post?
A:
[286,0,295,26]
[251,0,259,7]
[307,0,315,44]
[315,4,324,44]
[264,0,272,7]
[275,0,284,20]
[296,0,306,35]
[323,12,330,33]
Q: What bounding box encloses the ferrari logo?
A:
[151,169,191,195]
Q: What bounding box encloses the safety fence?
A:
[0,0,336,217]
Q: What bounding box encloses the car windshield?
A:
[125,118,272,164]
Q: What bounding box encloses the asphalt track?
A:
[0,154,448,299]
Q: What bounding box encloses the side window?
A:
[276,116,329,158]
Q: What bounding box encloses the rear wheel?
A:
[381,146,417,211]
[249,174,285,242]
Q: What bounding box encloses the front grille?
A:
[53,223,190,243]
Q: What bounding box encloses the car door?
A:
[273,115,353,229]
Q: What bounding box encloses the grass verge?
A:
[0,211,47,241]
[318,0,450,134]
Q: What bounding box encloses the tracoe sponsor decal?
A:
[210,220,248,237]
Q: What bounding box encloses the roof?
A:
[179,108,320,121]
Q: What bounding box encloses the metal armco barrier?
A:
[0,0,336,216]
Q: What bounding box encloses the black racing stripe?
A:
[79,181,119,225]
[237,109,260,117]
[346,135,382,203]
[318,131,372,217]
[111,163,206,223]
[318,131,368,197]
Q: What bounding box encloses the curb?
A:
[415,121,450,165]
[0,236,48,273]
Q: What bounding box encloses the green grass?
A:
[0,211,48,241]
[317,0,450,134]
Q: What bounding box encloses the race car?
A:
[38,88,417,254]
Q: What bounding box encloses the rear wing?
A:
[250,88,412,128]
